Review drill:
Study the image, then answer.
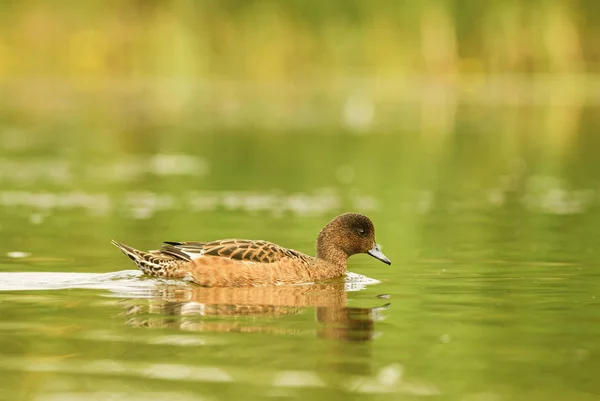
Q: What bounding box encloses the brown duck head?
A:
[315,213,391,267]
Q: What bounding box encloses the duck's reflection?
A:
[121,282,389,342]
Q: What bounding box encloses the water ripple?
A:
[0,271,379,293]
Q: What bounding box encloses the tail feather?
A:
[111,240,187,279]
[111,240,145,263]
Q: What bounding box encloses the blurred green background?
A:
[1,0,598,128]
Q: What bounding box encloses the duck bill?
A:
[368,244,391,265]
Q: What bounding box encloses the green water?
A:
[1,105,600,401]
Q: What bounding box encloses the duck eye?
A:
[357,228,365,235]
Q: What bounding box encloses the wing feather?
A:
[160,239,301,264]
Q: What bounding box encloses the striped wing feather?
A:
[161,239,306,264]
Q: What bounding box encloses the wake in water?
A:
[0,270,379,295]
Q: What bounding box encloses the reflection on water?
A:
[0,272,443,398]
[0,270,388,342]
[121,283,390,343]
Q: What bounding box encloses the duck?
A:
[112,213,390,287]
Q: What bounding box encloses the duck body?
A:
[112,213,391,287]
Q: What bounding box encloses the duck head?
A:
[316,213,391,266]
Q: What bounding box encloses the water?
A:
[1,102,600,401]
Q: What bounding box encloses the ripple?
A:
[2,356,232,383]
[0,270,176,292]
[0,154,208,185]
[0,270,378,293]
[0,189,379,218]
[35,392,203,401]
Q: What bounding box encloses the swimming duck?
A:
[112,213,390,287]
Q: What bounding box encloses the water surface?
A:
[1,104,600,401]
